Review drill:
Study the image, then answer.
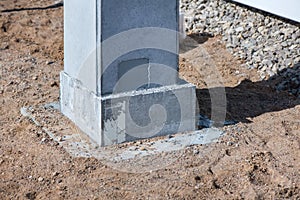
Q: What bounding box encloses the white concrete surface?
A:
[61,72,196,146]
[62,0,196,146]
[64,0,97,93]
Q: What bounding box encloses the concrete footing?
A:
[60,72,196,146]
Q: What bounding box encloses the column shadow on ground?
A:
[179,33,213,54]
[197,62,300,124]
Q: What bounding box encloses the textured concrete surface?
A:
[62,0,196,146]
[64,0,97,93]
[101,0,179,94]
[64,0,179,95]
[21,104,223,164]
[61,72,196,146]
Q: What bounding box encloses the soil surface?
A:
[0,1,299,199]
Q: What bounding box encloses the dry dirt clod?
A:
[52,171,59,177]
[50,81,59,87]
[25,192,36,200]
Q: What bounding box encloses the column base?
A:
[60,71,196,146]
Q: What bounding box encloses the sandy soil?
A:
[0,1,299,199]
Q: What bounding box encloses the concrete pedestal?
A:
[61,72,195,146]
[61,0,196,146]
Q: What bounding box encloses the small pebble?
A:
[140,146,146,151]
[38,177,44,182]
[52,171,59,177]
[46,61,55,65]
[57,136,63,142]
[41,138,47,143]
[193,150,200,155]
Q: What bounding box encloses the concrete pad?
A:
[20,104,224,173]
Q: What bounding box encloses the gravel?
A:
[180,0,300,97]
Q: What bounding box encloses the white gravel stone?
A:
[180,0,300,97]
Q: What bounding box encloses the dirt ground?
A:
[0,0,299,199]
